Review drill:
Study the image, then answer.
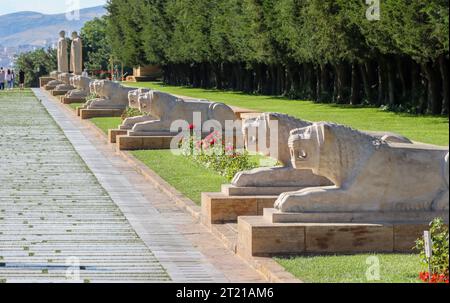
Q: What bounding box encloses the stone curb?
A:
[42,89,301,283]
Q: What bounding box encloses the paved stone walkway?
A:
[0,90,235,282]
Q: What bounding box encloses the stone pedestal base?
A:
[80,108,124,120]
[109,129,128,143]
[61,97,86,104]
[51,90,68,96]
[116,135,174,150]
[201,192,277,226]
[40,77,55,88]
[237,214,432,257]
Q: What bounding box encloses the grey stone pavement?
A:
[0,88,264,283]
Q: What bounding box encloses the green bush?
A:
[121,107,146,121]
[180,130,258,181]
[415,218,449,278]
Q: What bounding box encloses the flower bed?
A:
[179,127,258,181]
[416,218,449,283]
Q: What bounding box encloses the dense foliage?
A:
[13,48,57,87]
[106,0,449,115]
[180,130,257,180]
[81,17,112,72]
[415,218,449,282]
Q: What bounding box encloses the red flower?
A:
[188,124,195,130]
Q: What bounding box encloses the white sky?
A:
[0,0,107,16]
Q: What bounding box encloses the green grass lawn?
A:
[68,102,84,111]
[124,81,449,146]
[131,150,227,204]
[90,117,122,134]
[275,254,425,283]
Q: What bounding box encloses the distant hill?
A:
[0,6,106,47]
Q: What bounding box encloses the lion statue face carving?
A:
[70,75,92,92]
[128,88,150,110]
[275,122,450,214]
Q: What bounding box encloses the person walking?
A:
[19,70,25,90]
[10,70,15,89]
[6,69,13,90]
[0,68,5,90]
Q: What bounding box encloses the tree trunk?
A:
[439,54,449,115]
[422,61,442,115]
[360,62,371,104]
[387,57,396,106]
[350,61,360,105]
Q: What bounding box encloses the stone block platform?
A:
[236,208,440,257]
[61,96,86,104]
[80,108,124,119]
[201,191,277,226]
[117,135,174,150]
[51,90,68,96]
[109,129,128,143]
[39,76,55,88]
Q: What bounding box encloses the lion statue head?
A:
[128,88,150,109]
[289,122,383,186]
[138,91,180,119]
[57,73,72,85]
[243,113,312,166]
[71,75,92,92]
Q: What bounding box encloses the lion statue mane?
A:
[275,122,449,214]
[65,75,92,99]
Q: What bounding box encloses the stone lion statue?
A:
[45,79,64,90]
[232,113,332,191]
[275,122,449,213]
[232,113,412,193]
[84,80,135,110]
[119,88,158,130]
[54,73,75,92]
[65,75,92,99]
[129,90,236,135]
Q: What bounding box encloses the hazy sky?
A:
[0,0,107,16]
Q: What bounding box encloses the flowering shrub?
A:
[121,107,146,121]
[86,93,98,102]
[180,129,258,181]
[415,218,449,283]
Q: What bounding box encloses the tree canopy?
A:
[106,0,449,114]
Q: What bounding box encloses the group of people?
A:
[0,68,25,90]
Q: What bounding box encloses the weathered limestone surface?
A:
[232,113,412,196]
[65,75,92,100]
[57,31,69,73]
[275,122,449,217]
[70,31,83,75]
[128,90,236,136]
[85,80,135,110]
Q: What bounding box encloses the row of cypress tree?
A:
[105,0,449,115]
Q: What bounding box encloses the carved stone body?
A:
[57,31,69,73]
[70,32,83,75]
[119,89,156,130]
[85,80,135,110]
[66,76,92,99]
[232,113,413,195]
[275,122,449,214]
[128,91,236,136]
